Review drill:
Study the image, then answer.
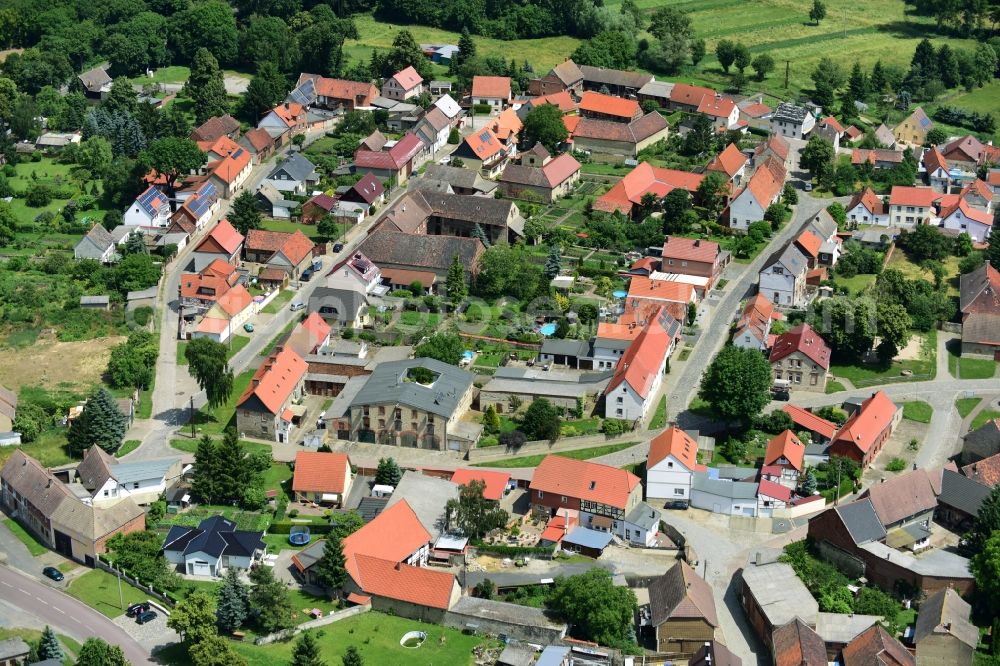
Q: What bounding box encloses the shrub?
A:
[602,418,629,436]
[132,306,153,327]
[24,182,54,207]
[885,457,907,472]
[473,104,493,114]
[498,430,527,448]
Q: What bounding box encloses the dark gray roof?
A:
[648,561,719,627]
[959,262,996,312]
[578,65,653,89]
[692,472,758,499]
[423,164,496,192]
[357,496,388,522]
[772,102,810,124]
[162,515,264,559]
[540,339,591,357]
[408,178,454,194]
[78,66,111,91]
[76,224,115,255]
[938,468,990,516]
[357,230,483,274]
[269,153,318,182]
[0,638,30,660]
[349,357,475,419]
[962,418,1000,463]
[914,587,978,649]
[420,191,515,227]
[625,502,661,531]
[562,526,613,551]
[763,243,809,276]
[834,498,886,545]
[807,209,838,240]
[309,287,367,321]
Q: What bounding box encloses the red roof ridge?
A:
[292,451,351,494]
[648,426,705,471]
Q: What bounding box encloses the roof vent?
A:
[589,480,596,490]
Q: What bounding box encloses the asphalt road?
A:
[0,565,154,666]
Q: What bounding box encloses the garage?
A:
[188,560,212,576]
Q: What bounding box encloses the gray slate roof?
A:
[423,164,497,193]
[772,102,810,124]
[539,339,591,357]
[268,153,318,183]
[834,498,887,545]
[350,357,474,419]
[309,287,368,322]
[625,502,661,532]
[693,472,758,499]
[578,65,653,89]
[762,243,809,277]
[76,224,115,257]
[914,587,978,649]
[938,468,990,516]
[384,470,460,539]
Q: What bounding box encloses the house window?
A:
[616,397,623,404]
[773,267,783,275]
[616,408,623,416]
[560,496,568,503]
[674,488,685,496]
[537,490,544,498]
[667,461,673,468]
[103,489,109,497]
[681,261,687,267]
[133,482,140,489]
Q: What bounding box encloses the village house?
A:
[962,451,1000,488]
[375,189,524,245]
[162,515,265,577]
[705,143,748,186]
[264,153,319,194]
[77,66,112,99]
[958,263,1000,359]
[646,426,706,505]
[941,135,987,169]
[421,164,496,197]
[341,358,476,451]
[756,479,792,517]
[668,83,716,113]
[191,114,241,143]
[782,404,838,445]
[771,619,829,666]
[205,142,253,199]
[284,312,332,358]
[255,183,298,220]
[173,180,220,232]
[888,186,940,226]
[338,172,386,211]
[940,197,993,242]
[450,469,514,502]
[244,229,315,279]
[528,59,585,96]
[308,286,368,329]
[689,473,759,516]
[353,231,483,288]
[71,446,182,507]
[770,103,815,139]
[794,230,824,269]
[180,259,242,313]
[961,417,1000,465]
[326,250,383,294]
[74,224,117,263]
[660,236,727,289]
[529,455,643,540]
[451,127,510,179]
[594,161,703,217]
[499,144,581,203]
[1,450,145,565]
[579,91,642,122]
[829,391,901,467]
[354,132,427,186]
[753,135,791,171]
[728,157,786,232]
[697,94,741,131]
[471,76,512,112]
[625,275,696,326]
[739,100,773,130]
[815,116,845,150]
[235,346,308,443]
[257,102,308,146]
[759,243,810,308]
[603,307,678,422]
[570,113,670,158]
[732,293,781,351]
[123,186,171,228]
[769,323,831,393]
[414,106,452,155]
[238,127,276,164]
[578,65,652,96]
[644,561,720,654]
[842,622,915,666]
[478,365,611,413]
[292,451,353,507]
[914,587,977,666]
[740,551,819,648]
[935,468,990,532]
[894,107,933,146]
[847,187,890,226]
[519,91,578,121]
[382,66,423,101]
[293,74,379,110]
[192,284,254,343]
[762,431,806,489]
[852,148,905,171]
[300,193,337,225]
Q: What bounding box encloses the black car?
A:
[42,566,64,582]
[126,602,151,618]
[332,243,344,253]
[136,610,157,625]
[300,268,313,282]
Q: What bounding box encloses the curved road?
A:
[0,565,154,666]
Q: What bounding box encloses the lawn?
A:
[0,627,80,664]
[887,251,962,298]
[972,410,1000,431]
[226,611,495,666]
[649,396,667,429]
[830,330,936,388]
[474,442,639,468]
[190,368,256,436]
[832,273,875,296]
[929,80,1000,143]
[176,340,188,365]
[261,218,321,240]
[825,380,847,394]
[3,517,49,556]
[115,439,141,458]
[262,462,293,499]
[955,397,982,419]
[2,428,75,467]
[161,505,270,532]
[128,65,190,85]
[559,417,602,437]
[66,569,150,618]
[261,289,296,315]
[901,401,933,424]
[947,340,997,379]
[397,310,441,329]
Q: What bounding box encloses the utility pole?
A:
[117,568,124,610]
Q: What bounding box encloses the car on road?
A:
[438,156,451,165]
[664,500,689,510]
[332,243,344,253]
[136,610,157,624]
[804,182,812,191]
[126,602,151,618]
[42,566,64,582]
[290,301,306,312]
[243,322,254,333]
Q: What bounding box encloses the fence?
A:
[254,604,370,645]
[254,287,282,313]
[95,558,175,608]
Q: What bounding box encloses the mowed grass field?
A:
[344,1,981,103]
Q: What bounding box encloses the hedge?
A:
[473,103,493,114]
[471,541,556,558]
[268,521,333,535]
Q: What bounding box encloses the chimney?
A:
[944,622,951,631]
[694,239,700,247]
[284,102,289,110]
[755,551,762,565]
[253,379,261,388]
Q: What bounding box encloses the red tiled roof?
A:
[764,430,805,471]
[841,624,914,666]
[450,469,511,501]
[180,259,240,300]
[353,554,455,609]
[741,102,772,118]
[862,468,938,527]
[541,153,582,187]
[758,478,792,502]
[833,391,898,456]
[924,146,948,173]
[742,159,785,207]
[196,317,229,334]
[563,115,582,135]
[782,404,838,440]
[579,91,640,120]
[355,132,425,171]
[215,284,252,317]
[848,187,886,216]
[631,256,658,274]
[754,135,790,162]
[306,193,337,212]
[696,94,736,119]
[961,178,992,203]
[941,198,993,227]
[820,116,845,134]
[242,127,274,152]
[472,75,511,100]
[648,426,706,472]
[889,186,939,207]
[796,230,822,258]
[627,276,695,304]
[595,162,704,214]
[670,83,715,107]
[962,452,1000,488]
[530,455,641,510]
[342,500,430,579]
[293,451,351,494]
[845,125,863,139]
[272,102,304,127]
[531,91,576,113]
[735,293,778,342]
[606,314,673,399]
[236,346,307,415]
[768,323,831,370]
[661,236,720,264]
[311,76,378,103]
[573,112,668,144]
[943,135,985,163]
[539,513,577,543]
[852,148,904,165]
[391,66,423,90]
[706,143,748,178]
[301,312,331,346]
[462,128,504,161]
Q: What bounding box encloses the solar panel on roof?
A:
[137,187,166,217]
[232,148,244,158]
[479,132,490,142]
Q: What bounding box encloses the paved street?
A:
[0,565,154,666]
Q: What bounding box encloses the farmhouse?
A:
[830,391,901,467]
[894,107,933,146]
[292,451,353,507]
[644,561,719,654]
[499,145,581,203]
[235,346,308,443]
[646,426,706,505]
[603,307,678,422]
[471,76,512,111]
[594,162,703,217]
[382,66,423,101]
[728,157,785,232]
[571,113,670,158]
[768,323,831,393]
[770,103,815,139]
[846,187,890,226]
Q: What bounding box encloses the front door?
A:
[53,530,72,557]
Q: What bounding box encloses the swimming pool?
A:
[463,350,474,360]
[612,290,627,299]
[539,323,557,336]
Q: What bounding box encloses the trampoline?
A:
[289,526,312,546]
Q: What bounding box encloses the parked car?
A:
[804,181,813,191]
[290,301,305,312]
[126,602,151,618]
[300,268,313,282]
[332,243,344,253]
[136,610,157,625]
[243,322,254,333]
[42,566,64,582]
[312,258,322,271]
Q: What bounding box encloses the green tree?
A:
[482,404,501,435]
[249,564,294,634]
[38,626,63,662]
[811,57,844,109]
[107,330,158,389]
[184,337,235,410]
[809,0,827,24]
[571,31,637,70]
[661,188,691,234]
[648,7,693,42]
[228,190,262,235]
[216,567,249,634]
[292,631,326,666]
[329,511,364,539]
[969,485,1000,552]
[341,646,364,666]
[521,398,560,441]
[544,244,562,279]
[970,530,1000,616]
[695,171,728,218]
[141,137,206,201]
[67,387,128,456]
[521,103,568,153]
[751,53,775,81]
[192,436,219,502]
[547,569,638,649]
[801,469,818,494]
[76,638,129,666]
[875,303,912,361]
[899,224,950,262]
[783,182,798,205]
[984,225,1000,271]
[169,591,218,645]
[801,134,835,183]
[683,113,715,156]
[473,578,495,599]
[455,28,476,68]
[189,634,247,666]
[374,457,402,487]
[690,38,706,67]
[105,78,138,116]
[445,253,467,305]
[698,345,773,423]
[764,202,787,231]
[312,537,347,595]
[733,43,751,74]
[240,61,286,123]
[414,333,464,365]
[382,30,431,80]
[446,479,509,538]
[809,297,877,359]
[715,39,737,73]
[184,47,229,124]
[168,0,238,65]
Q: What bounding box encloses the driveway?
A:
[113,608,181,655]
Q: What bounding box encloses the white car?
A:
[290,301,305,312]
